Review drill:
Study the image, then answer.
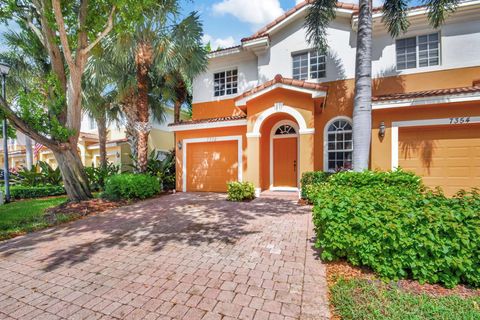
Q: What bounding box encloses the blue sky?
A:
[1,0,423,51]
[180,0,307,49]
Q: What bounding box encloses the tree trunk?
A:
[53,145,92,201]
[96,114,108,170]
[25,136,33,169]
[135,42,152,173]
[352,0,373,172]
[174,100,181,124]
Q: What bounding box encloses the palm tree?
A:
[82,75,121,170]
[306,0,459,171]
[99,10,206,172]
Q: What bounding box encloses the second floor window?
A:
[214,69,238,97]
[292,51,326,80]
[396,33,440,70]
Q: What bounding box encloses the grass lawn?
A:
[331,278,480,320]
[0,196,68,240]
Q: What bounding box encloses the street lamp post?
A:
[0,61,11,203]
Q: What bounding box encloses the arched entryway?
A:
[270,120,299,190]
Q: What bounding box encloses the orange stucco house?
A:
[170,1,480,196]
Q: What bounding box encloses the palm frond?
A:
[382,0,410,37]
[305,0,338,52]
[423,0,460,28]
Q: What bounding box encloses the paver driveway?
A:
[0,193,329,320]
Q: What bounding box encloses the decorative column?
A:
[246,134,261,197]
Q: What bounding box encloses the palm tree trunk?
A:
[25,136,33,169]
[135,42,152,173]
[352,0,373,172]
[53,144,92,201]
[97,114,108,170]
[174,100,182,123]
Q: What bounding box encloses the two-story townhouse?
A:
[170,0,480,196]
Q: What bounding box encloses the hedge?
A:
[311,170,480,288]
[103,174,160,200]
[227,181,256,201]
[6,185,66,200]
[300,171,332,199]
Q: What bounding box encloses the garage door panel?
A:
[399,124,480,196]
[187,140,238,192]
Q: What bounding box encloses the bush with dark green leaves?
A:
[85,162,119,191]
[6,185,65,200]
[227,181,256,202]
[300,171,332,199]
[311,170,480,288]
[103,174,160,201]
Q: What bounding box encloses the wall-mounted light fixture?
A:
[116,152,120,158]
[177,141,183,150]
[379,121,386,138]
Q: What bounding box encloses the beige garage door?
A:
[399,124,480,196]
[186,140,238,192]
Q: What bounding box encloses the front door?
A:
[273,137,297,187]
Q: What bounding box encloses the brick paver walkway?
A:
[0,193,329,320]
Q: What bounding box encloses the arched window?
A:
[326,118,353,171]
[275,124,297,135]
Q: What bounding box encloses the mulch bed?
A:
[326,261,480,298]
[44,198,128,224]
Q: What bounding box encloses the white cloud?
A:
[202,34,237,49]
[212,0,285,28]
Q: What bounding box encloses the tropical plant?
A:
[85,162,119,192]
[82,71,121,170]
[306,0,460,171]
[38,161,63,185]
[96,8,207,172]
[0,0,176,201]
[17,164,42,187]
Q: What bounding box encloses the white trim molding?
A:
[372,91,480,110]
[181,135,243,192]
[390,116,480,169]
[269,120,300,189]
[248,103,315,137]
[169,119,247,132]
[235,84,327,107]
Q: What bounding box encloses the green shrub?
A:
[300,171,332,199]
[327,169,423,189]
[311,170,480,288]
[227,181,256,202]
[6,185,66,199]
[103,174,160,200]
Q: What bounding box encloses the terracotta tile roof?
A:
[169,115,247,127]
[243,0,359,42]
[208,45,242,55]
[373,86,480,102]
[236,74,329,100]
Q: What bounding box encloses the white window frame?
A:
[292,51,326,80]
[323,116,353,172]
[396,32,441,71]
[213,68,238,97]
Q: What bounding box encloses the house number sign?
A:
[449,117,471,124]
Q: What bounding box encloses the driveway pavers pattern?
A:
[0,193,329,319]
